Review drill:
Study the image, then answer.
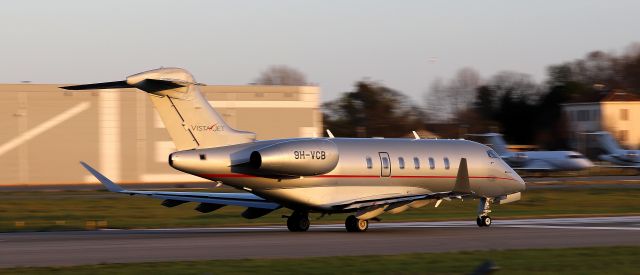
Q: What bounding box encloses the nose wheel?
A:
[476,197,493,227]
[345,215,368,232]
[476,215,492,227]
[286,211,310,232]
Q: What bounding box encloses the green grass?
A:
[1,187,639,232]
[1,246,639,274]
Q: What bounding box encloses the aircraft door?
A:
[379,152,391,177]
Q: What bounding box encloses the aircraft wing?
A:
[80,162,280,210]
[339,158,475,210]
[339,191,474,210]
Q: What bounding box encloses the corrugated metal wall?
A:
[0,84,322,185]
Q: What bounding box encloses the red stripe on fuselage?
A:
[199,174,516,181]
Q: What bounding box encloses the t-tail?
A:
[467,133,510,156]
[61,68,256,150]
[591,131,623,155]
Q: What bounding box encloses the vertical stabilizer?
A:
[482,133,510,156]
[62,68,256,150]
[592,131,623,154]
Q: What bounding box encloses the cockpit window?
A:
[567,154,585,159]
[487,150,499,159]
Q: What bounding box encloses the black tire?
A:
[476,217,484,227]
[477,216,492,227]
[345,215,368,232]
[287,213,310,232]
[481,216,492,227]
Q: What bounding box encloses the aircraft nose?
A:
[513,171,526,191]
[582,159,594,168]
[503,163,526,192]
[574,158,594,170]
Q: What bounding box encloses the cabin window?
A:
[382,157,390,169]
[366,157,373,169]
[398,157,405,169]
[199,154,206,160]
[444,157,450,170]
[487,150,499,158]
[620,109,629,121]
[413,157,420,169]
[619,130,629,142]
[428,157,435,169]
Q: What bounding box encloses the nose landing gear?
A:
[476,197,492,227]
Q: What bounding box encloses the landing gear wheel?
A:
[476,216,492,227]
[345,215,368,232]
[476,197,493,227]
[287,212,310,232]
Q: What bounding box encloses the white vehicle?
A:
[467,133,593,171]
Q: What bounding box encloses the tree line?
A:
[256,43,640,148]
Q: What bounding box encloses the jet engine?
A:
[248,139,339,177]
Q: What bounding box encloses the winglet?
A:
[452,158,471,193]
[79,161,125,192]
[326,129,335,138]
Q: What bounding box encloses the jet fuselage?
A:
[170,138,525,211]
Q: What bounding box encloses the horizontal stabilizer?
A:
[61,81,132,90]
[61,79,188,93]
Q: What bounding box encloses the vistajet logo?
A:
[191,124,224,132]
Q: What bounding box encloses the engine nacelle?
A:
[249,139,339,177]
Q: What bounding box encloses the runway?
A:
[2,175,640,191]
[1,216,639,268]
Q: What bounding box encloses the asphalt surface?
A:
[3,175,640,191]
[1,216,639,268]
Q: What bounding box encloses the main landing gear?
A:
[286,211,310,232]
[476,197,492,227]
[345,215,368,232]
[286,212,370,232]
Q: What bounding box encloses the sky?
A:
[1,0,639,101]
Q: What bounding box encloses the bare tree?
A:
[488,71,540,103]
[323,80,425,138]
[424,67,481,122]
[423,78,449,121]
[254,65,308,86]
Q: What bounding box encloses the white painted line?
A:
[96,216,640,232]
[503,225,640,231]
[0,102,91,157]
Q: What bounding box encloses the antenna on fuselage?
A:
[326,129,335,138]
